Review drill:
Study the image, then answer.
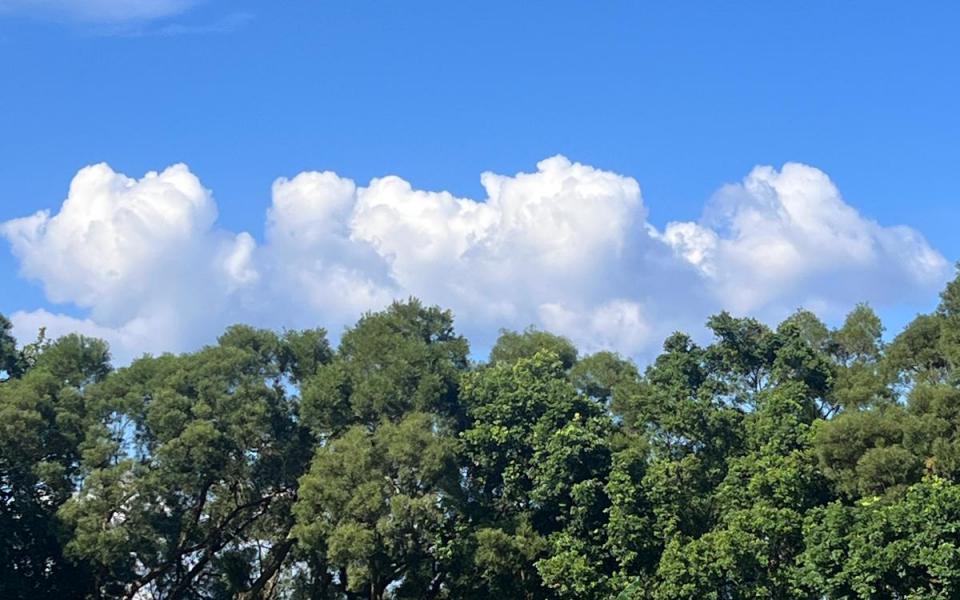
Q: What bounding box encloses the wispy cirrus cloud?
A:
[147,10,251,36]
[0,1,250,37]
[0,0,201,23]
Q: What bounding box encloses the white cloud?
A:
[2,163,257,362]
[256,156,652,339]
[343,156,645,321]
[1,157,950,364]
[263,170,397,324]
[659,163,949,315]
[9,309,164,361]
[0,0,198,23]
[3,163,216,314]
[539,300,652,355]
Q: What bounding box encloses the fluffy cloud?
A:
[1,157,950,364]
[8,309,160,359]
[345,156,645,320]
[261,156,675,353]
[0,0,198,23]
[2,163,258,361]
[658,163,949,315]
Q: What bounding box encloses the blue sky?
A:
[0,1,957,362]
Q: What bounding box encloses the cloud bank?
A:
[2,157,950,363]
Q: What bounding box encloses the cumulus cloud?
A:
[257,155,683,355]
[8,309,160,360]
[1,157,950,363]
[539,300,652,356]
[2,163,258,362]
[345,156,647,321]
[0,0,199,23]
[658,163,949,316]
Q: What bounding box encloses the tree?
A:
[461,351,606,521]
[705,312,777,405]
[799,476,960,598]
[0,313,23,381]
[885,314,950,387]
[467,521,550,600]
[460,351,615,598]
[937,267,960,376]
[569,351,640,405]
[635,329,744,544]
[826,304,890,412]
[0,333,111,599]
[301,299,469,436]
[652,384,826,600]
[603,437,658,595]
[11,278,960,599]
[813,408,919,499]
[60,326,326,599]
[771,318,834,414]
[489,327,578,371]
[293,413,461,600]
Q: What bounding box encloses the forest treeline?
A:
[5,273,960,600]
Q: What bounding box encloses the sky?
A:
[0,1,958,364]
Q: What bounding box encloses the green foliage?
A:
[799,477,960,598]
[302,299,469,435]
[813,408,918,498]
[570,350,640,404]
[470,521,550,599]
[937,268,960,376]
[0,313,23,380]
[489,327,578,370]
[826,304,890,411]
[654,504,811,600]
[294,413,460,599]
[0,332,110,598]
[59,326,321,599]
[605,438,658,588]
[7,272,960,598]
[886,313,950,386]
[461,351,604,518]
[705,311,777,403]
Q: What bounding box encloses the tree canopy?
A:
[6,275,960,599]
